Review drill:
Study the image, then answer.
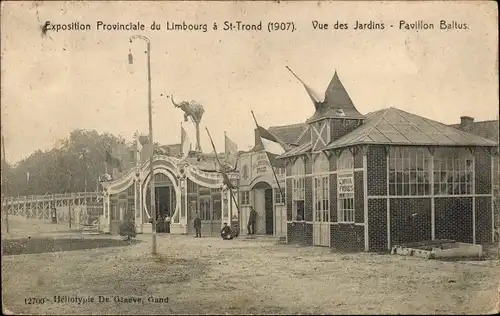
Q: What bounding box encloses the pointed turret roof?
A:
[306,71,365,123]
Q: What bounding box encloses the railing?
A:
[2,191,102,205]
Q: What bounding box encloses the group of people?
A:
[192,206,258,240]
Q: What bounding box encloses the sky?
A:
[1,1,498,164]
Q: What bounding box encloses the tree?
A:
[6,129,133,196]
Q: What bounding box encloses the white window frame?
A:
[388,147,432,196]
[199,197,211,221]
[292,158,305,220]
[337,149,355,223]
[433,148,473,195]
[274,166,286,177]
[313,175,330,222]
[274,188,285,205]
[240,191,251,205]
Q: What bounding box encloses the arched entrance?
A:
[142,168,180,232]
[251,181,274,235]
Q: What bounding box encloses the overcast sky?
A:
[1,1,498,163]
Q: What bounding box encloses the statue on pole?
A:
[171,95,205,152]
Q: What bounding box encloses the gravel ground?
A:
[1,217,499,315]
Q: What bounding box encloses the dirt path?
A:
[2,234,499,315]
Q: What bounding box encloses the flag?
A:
[285,66,323,110]
[135,131,143,163]
[181,126,192,158]
[105,151,123,172]
[256,126,287,156]
[224,132,238,168]
[251,111,286,203]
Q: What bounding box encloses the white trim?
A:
[284,168,364,179]
[330,222,365,226]
[327,119,331,144]
[142,167,181,221]
[363,153,369,251]
[472,153,476,244]
[366,194,493,199]
[311,121,327,150]
[386,151,391,250]
[430,151,435,240]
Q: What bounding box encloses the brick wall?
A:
[435,197,473,243]
[329,173,337,222]
[475,196,492,244]
[354,171,364,223]
[367,146,387,196]
[475,149,492,194]
[331,224,364,251]
[287,222,313,245]
[390,198,432,245]
[305,157,312,174]
[285,160,292,177]
[330,119,362,141]
[286,178,293,221]
[354,147,363,168]
[329,152,337,171]
[368,198,387,251]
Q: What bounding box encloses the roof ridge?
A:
[269,122,307,129]
[358,108,392,143]
[391,107,498,145]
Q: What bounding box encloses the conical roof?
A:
[306,71,364,123]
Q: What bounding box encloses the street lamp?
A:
[129,35,157,255]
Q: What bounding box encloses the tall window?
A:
[388,147,432,196]
[337,150,354,223]
[292,158,305,221]
[274,188,285,204]
[433,148,473,195]
[199,198,211,220]
[187,180,198,194]
[240,191,250,205]
[313,154,330,222]
[313,176,330,222]
[274,167,286,177]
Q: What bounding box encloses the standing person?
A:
[164,213,171,234]
[247,206,257,235]
[194,212,202,238]
[163,206,170,233]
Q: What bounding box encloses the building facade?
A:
[278,71,498,251]
[100,154,239,235]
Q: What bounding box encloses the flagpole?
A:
[250,110,286,208]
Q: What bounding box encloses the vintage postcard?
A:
[1,1,498,315]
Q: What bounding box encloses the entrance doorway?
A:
[146,184,175,233]
[252,181,274,236]
[264,189,273,235]
[155,186,171,218]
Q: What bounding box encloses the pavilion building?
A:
[276,71,498,251]
[100,150,238,236]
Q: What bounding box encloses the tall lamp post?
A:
[128,35,157,254]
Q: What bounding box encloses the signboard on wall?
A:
[338,173,354,193]
[252,153,270,175]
